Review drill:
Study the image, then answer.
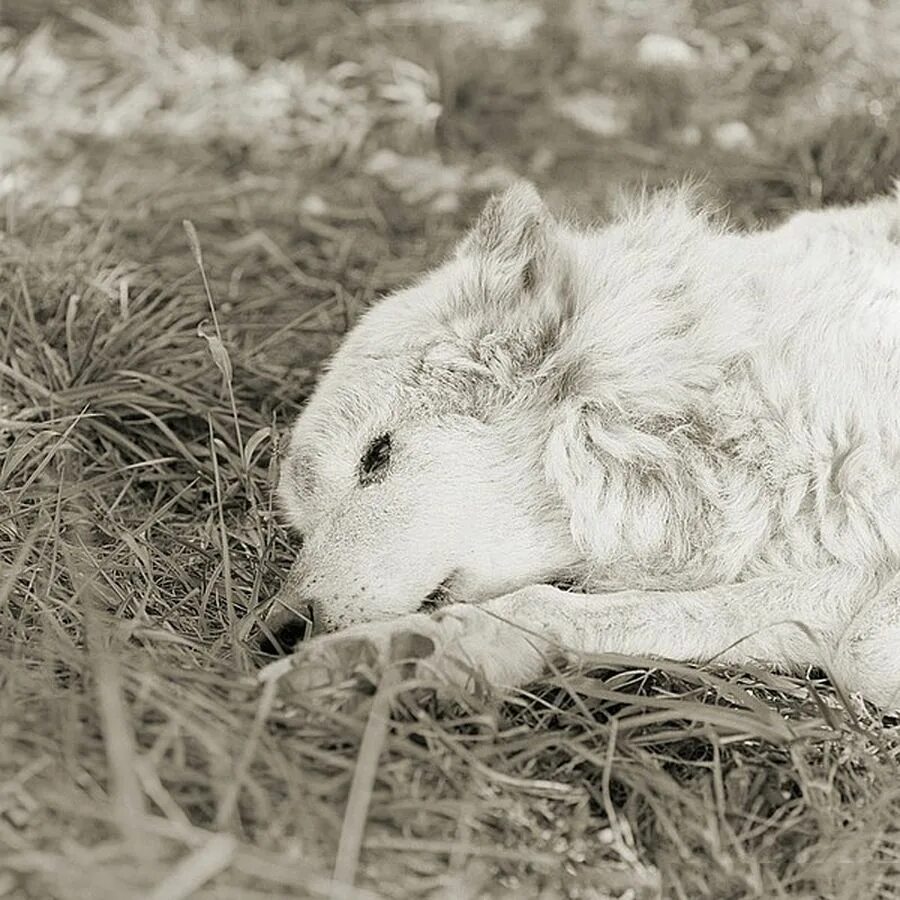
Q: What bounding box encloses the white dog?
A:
[262,182,900,708]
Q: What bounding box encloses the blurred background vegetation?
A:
[2,0,899,364]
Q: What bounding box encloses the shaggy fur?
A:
[264,182,900,708]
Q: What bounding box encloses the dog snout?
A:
[258,603,314,655]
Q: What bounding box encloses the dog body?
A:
[269,184,900,707]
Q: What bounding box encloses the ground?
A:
[1,1,900,898]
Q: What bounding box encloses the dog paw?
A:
[258,613,441,695]
[258,602,551,698]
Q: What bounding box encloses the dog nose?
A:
[258,604,314,655]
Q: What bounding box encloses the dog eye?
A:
[359,434,391,485]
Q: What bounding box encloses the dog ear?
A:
[458,181,555,293]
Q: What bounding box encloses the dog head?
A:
[266,183,581,641]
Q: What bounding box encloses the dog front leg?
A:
[266,566,892,706]
[446,566,874,690]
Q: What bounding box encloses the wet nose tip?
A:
[257,604,314,655]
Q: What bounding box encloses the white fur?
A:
[268,182,900,708]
